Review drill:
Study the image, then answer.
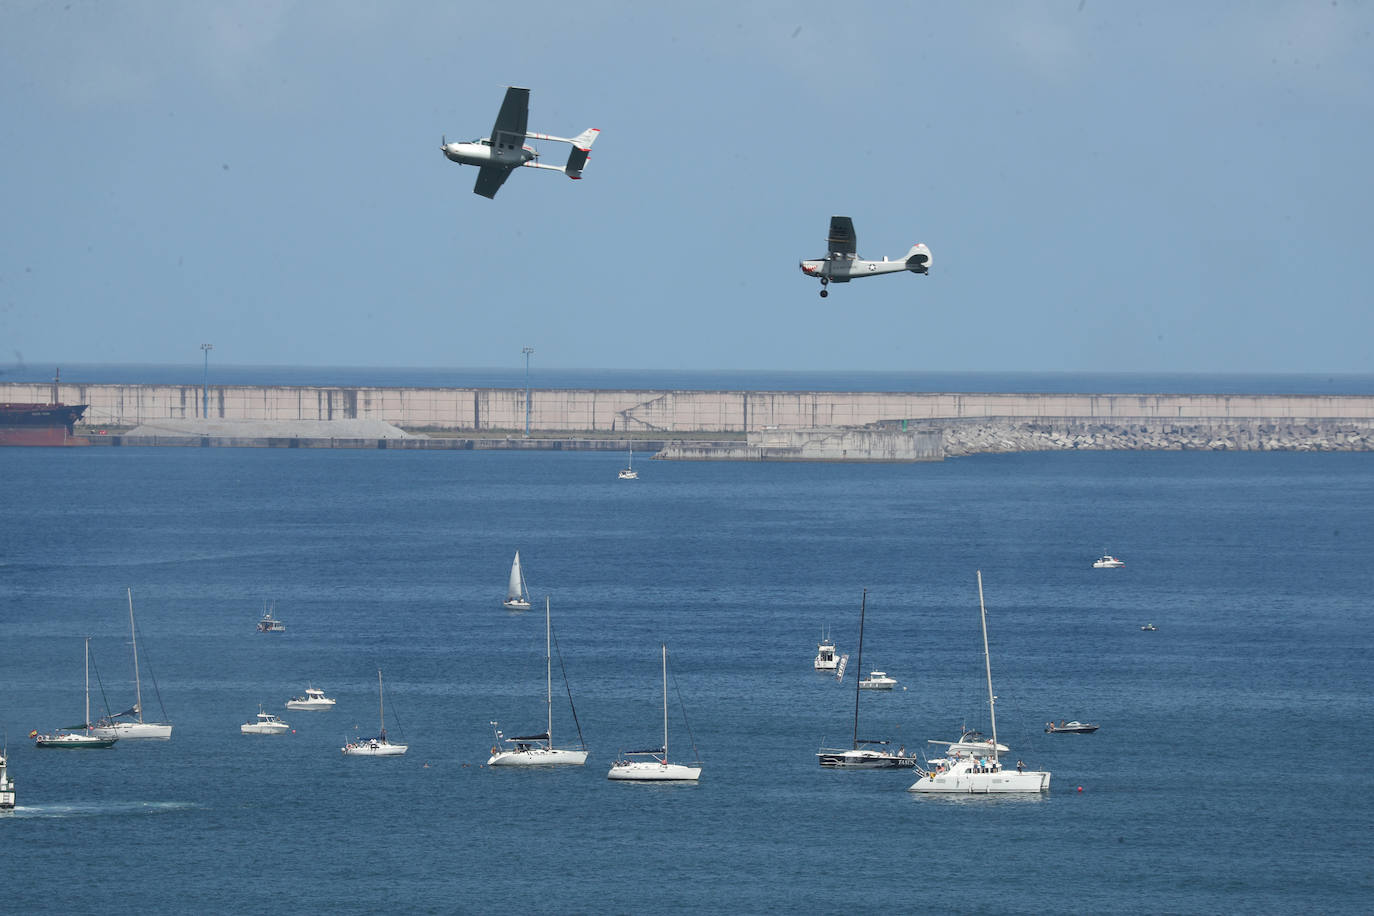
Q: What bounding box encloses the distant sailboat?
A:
[618,441,638,480]
[92,589,172,740]
[0,740,14,808]
[608,644,701,782]
[341,670,408,756]
[817,589,914,768]
[503,551,532,611]
[488,597,588,766]
[908,571,1050,794]
[33,638,118,749]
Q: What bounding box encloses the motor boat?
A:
[1093,555,1125,568]
[241,707,291,735]
[858,671,896,689]
[285,686,336,710]
[814,629,838,671]
[1141,623,1157,631]
[1045,720,1099,734]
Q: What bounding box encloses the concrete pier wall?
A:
[5,382,1374,433]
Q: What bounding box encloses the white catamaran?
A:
[817,589,914,769]
[608,644,701,782]
[488,597,588,766]
[909,571,1050,794]
[341,670,408,756]
[502,551,532,611]
[92,589,173,740]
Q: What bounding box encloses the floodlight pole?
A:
[201,344,213,418]
[522,347,534,437]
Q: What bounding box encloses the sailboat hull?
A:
[487,747,588,767]
[502,598,532,611]
[341,741,408,756]
[34,733,118,749]
[90,722,172,740]
[817,748,915,769]
[607,761,700,781]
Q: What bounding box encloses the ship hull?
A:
[0,403,90,447]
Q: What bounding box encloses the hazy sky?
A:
[2,1,1371,373]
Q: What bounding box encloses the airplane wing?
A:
[827,216,857,256]
[490,87,530,149]
[473,165,515,199]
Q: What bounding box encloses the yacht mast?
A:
[977,571,999,764]
[85,637,92,731]
[661,644,668,762]
[852,588,866,749]
[127,589,144,723]
[545,597,553,747]
[378,669,386,735]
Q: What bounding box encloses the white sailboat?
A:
[608,644,701,782]
[92,589,172,740]
[909,571,1050,794]
[817,589,914,768]
[502,551,532,611]
[33,638,118,749]
[488,597,588,766]
[618,441,638,480]
[341,670,408,756]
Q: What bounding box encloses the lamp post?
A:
[522,346,534,437]
[201,343,213,418]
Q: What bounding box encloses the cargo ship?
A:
[0,369,89,446]
[0,402,90,446]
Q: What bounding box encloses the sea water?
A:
[1,444,1371,913]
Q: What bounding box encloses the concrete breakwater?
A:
[3,381,1372,457]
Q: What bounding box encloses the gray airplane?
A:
[799,216,932,297]
[441,87,599,199]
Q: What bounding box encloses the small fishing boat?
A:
[1093,555,1125,569]
[257,602,286,633]
[1045,720,1099,734]
[0,744,15,809]
[858,670,897,690]
[285,686,336,710]
[502,551,532,611]
[241,707,291,735]
[814,628,838,671]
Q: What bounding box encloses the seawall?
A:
[4,382,1373,457]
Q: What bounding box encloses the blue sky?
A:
[2,1,1371,373]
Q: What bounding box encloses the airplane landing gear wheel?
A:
[820,288,828,298]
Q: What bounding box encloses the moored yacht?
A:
[241,707,291,735]
[1045,720,1099,734]
[487,597,588,767]
[858,670,897,689]
[34,638,118,749]
[257,603,286,632]
[285,686,336,710]
[909,572,1049,795]
[818,589,912,769]
[607,644,701,782]
[341,670,407,757]
[91,589,173,740]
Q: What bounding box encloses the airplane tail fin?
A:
[564,128,600,179]
[905,243,932,273]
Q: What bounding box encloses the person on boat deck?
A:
[1017,759,1024,772]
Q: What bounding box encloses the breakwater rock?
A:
[935,419,1374,456]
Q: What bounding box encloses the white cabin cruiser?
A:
[1093,555,1125,568]
[241,707,291,735]
[285,686,336,710]
[814,629,838,671]
[858,670,896,689]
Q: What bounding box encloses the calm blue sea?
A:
[2,445,1372,913]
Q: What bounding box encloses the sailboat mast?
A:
[85,637,91,731]
[128,588,144,723]
[377,669,386,734]
[977,571,999,763]
[661,643,668,762]
[853,588,866,749]
[546,597,553,747]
